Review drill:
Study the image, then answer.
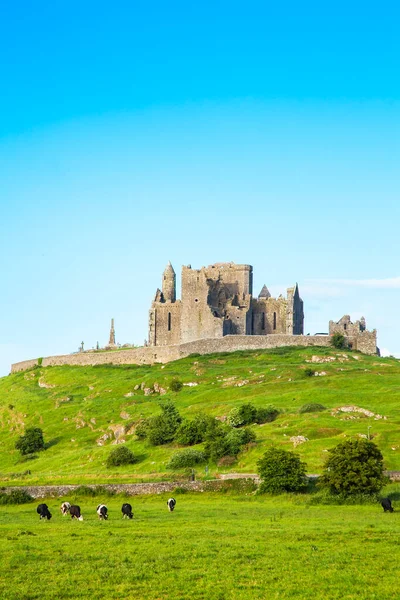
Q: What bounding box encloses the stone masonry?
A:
[148,262,304,346]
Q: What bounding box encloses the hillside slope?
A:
[0,346,399,485]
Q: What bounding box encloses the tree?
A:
[257,447,308,494]
[106,446,138,468]
[319,438,386,496]
[146,400,182,445]
[15,427,45,455]
[175,413,214,446]
[331,332,346,349]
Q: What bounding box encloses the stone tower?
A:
[108,318,116,347]
[162,261,176,302]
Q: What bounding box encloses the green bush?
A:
[255,406,279,424]
[299,403,326,414]
[167,449,206,469]
[225,428,256,455]
[15,428,45,456]
[0,490,34,505]
[319,439,387,496]
[146,400,182,446]
[135,419,149,440]
[304,367,315,378]
[227,407,244,427]
[331,332,346,349]
[170,379,183,392]
[204,425,256,461]
[175,413,214,446]
[106,446,138,468]
[257,447,308,494]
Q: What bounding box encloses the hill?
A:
[0,346,399,485]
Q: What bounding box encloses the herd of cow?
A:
[36,497,177,521]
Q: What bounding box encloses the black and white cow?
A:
[37,503,52,520]
[121,503,133,519]
[70,505,83,521]
[381,498,394,513]
[97,504,108,520]
[167,498,176,512]
[60,501,71,516]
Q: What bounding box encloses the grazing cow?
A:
[70,505,84,521]
[381,498,394,513]
[97,504,108,520]
[60,501,71,516]
[37,503,52,520]
[167,498,176,512]
[121,503,133,519]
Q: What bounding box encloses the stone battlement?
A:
[10,333,377,374]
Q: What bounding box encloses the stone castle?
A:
[148,262,304,346]
[10,260,378,373]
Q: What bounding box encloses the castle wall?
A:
[251,298,287,334]
[149,302,182,347]
[10,333,377,374]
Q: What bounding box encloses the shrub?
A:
[135,419,149,440]
[319,439,387,496]
[37,357,43,366]
[0,490,34,505]
[227,407,244,427]
[106,446,138,468]
[304,367,315,377]
[257,447,308,494]
[146,400,182,446]
[167,449,206,469]
[331,332,346,349]
[225,428,256,455]
[175,413,214,446]
[15,428,45,456]
[204,425,256,461]
[255,406,279,424]
[170,379,183,392]
[299,403,326,414]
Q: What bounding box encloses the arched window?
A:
[168,312,171,331]
[273,312,277,330]
[261,312,265,330]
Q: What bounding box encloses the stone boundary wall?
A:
[11,333,376,374]
[0,479,256,499]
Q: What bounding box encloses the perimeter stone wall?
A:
[11,333,377,373]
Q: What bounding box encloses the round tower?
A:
[162,261,176,302]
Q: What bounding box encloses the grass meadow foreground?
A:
[1,491,400,600]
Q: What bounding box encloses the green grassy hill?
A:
[1,346,399,485]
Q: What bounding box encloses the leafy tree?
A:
[106,446,138,468]
[15,428,45,456]
[257,447,308,494]
[319,439,386,496]
[204,424,256,461]
[146,400,182,446]
[331,332,346,349]
[175,413,214,446]
[228,403,279,427]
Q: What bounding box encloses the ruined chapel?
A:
[148,262,304,346]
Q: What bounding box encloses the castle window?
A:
[344,324,347,330]
[168,312,171,331]
[273,312,277,330]
[195,298,198,302]
[261,312,265,330]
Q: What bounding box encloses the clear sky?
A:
[0,0,399,375]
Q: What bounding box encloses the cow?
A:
[37,503,52,520]
[121,503,133,519]
[70,505,84,521]
[167,498,176,512]
[97,504,108,520]
[381,498,394,513]
[60,501,71,516]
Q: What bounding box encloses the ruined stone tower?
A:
[149,262,304,347]
[108,318,116,347]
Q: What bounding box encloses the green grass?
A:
[1,346,400,485]
[1,490,400,599]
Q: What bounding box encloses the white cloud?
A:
[380,348,400,359]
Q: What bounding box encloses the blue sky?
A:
[0,1,399,375]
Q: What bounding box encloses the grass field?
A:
[1,346,400,485]
[1,489,400,599]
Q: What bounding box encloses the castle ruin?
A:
[148,262,304,346]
